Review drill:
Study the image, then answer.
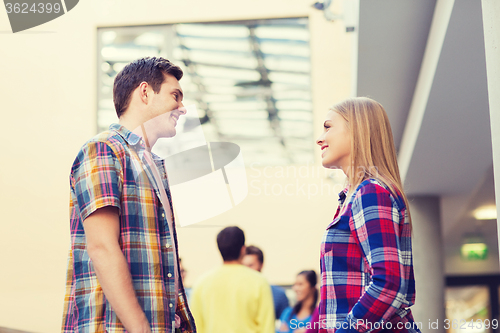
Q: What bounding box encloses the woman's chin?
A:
[322,160,337,169]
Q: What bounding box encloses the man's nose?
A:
[178,102,187,115]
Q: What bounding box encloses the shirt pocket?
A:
[322,215,352,255]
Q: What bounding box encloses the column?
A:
[409,196,446,333]
[481,0,500,260]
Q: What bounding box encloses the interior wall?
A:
[0,1,353,332]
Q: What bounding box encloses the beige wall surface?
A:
[0,0,353,332]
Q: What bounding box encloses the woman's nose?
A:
[316,134,324,146]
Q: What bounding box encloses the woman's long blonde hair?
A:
[331,97,411,224]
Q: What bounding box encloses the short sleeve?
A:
[71,141,122,221]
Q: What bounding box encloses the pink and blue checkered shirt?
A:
[319,179,420,333]
[62,124,196,333]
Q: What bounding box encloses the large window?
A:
[97,18,313,165]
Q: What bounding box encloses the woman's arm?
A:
[277,307,293,333]
[338,182,410,333]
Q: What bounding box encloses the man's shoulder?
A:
[70,130,129,174]
[73,130,130,162]
[82,129,127,154]
[271,284,287,295]
[240,265,265,277]
[236,265,271,287]
[271,285,289,304]
[195,265,269,287]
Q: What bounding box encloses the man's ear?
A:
[138,81,150,104]
[239,245,246,260]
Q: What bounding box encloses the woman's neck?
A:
[297,295,315,319]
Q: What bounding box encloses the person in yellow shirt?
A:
[190,226,275,333]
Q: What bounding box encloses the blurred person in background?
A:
[315,97,421,333]
[179,258,192,301]
[243,245,290,320]
[190,226,275,333]
[277,270,318,333]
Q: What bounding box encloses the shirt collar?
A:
[338,186,349,204]
[109,123,145,149]
[109,123,165,163]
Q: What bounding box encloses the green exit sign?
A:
[461,243,488,261]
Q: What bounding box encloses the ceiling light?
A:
[473,205,498,220]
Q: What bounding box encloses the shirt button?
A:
[162,213,165,218]
[165,243,171,248]
[168,273,172,277]
[169,303,173,308]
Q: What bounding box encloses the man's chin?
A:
[160,129,176,138]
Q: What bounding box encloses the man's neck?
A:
[119,117,158,150]
[223,260,241,265]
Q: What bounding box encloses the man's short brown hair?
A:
[245,245,264,264]
[113,57,183,118]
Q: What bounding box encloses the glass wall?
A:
[97,18,313,166]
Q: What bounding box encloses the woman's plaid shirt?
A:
[319,179,419,333]
[61,124,196,333]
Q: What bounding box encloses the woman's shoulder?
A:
[279,306,293,321]
[356,178,388,191]
[351,178,404,208]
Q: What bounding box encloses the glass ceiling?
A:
[97,18,313,165]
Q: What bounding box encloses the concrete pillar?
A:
[481,0,500,261]
[409,196,446,333]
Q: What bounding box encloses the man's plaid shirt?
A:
[319,179,419,333]
[62,123,196,333]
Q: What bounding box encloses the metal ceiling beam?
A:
[398,0,455,182]
[248,25,294,164]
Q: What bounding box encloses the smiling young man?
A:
[62,57,196,333]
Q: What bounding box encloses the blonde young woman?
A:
[315,98,421,333]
